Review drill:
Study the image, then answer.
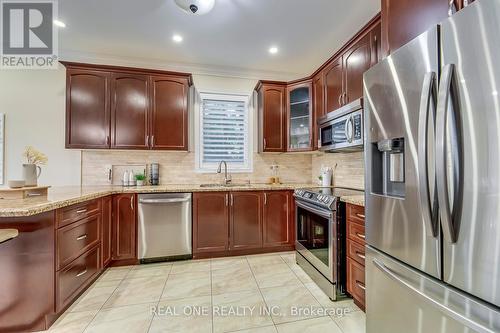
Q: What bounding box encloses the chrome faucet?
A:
[217,161,232,185]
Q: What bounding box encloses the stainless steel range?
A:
[294,187,363,301]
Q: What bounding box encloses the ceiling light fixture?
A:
[269,46,278,55]
[53,19,66,28]
[174,0,215,15]
[173,34,183,43]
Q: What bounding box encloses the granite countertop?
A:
[0,183,316,217]
[340,195,365,207]
[0,229,18,243]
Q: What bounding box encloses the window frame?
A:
[195,92,253,173]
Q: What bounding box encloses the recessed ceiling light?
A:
[53,19,66,28]
[173,34,183,43]
[269,46,278,54]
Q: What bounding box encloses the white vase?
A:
[22,164,41,186]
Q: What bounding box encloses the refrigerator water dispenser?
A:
[371,138,405,197]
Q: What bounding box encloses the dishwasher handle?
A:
[139,198,190,205]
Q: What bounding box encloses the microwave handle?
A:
[345,116,354,143]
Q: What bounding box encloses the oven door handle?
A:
[295,201,333,219]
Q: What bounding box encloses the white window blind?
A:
[197,93,251,172]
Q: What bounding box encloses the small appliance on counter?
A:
[149,163,160,185]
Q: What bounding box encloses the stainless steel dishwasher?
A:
[138,193,192,262]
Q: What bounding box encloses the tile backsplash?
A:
[81,151,313,185]
[311,151,364,190]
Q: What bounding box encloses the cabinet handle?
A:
[76,234,88,241]
[106,136,110,146]
[146,135,150,146]
[230,193,234,206]
[356,251,366,260]
[151,135,155,147]
[130,195,134,210]
[263,138,267,150]
[355,280,366,291]
[225,193,229,206]
[76,208,87,214]
[356,232,366,240]
[338,94,342,106]
[355,213,365,219]
[76,269,88,277]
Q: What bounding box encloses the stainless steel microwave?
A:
[318,99,364,152]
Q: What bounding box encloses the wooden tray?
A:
[0,186,50,200]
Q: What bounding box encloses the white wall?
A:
[0,68,81,186]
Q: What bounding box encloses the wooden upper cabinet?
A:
[230,192,263,250]
[287,81,313,151]
[313,73,325,120]
[63,62,192,151]
[343,33,374,105]
[150,75,189,150]
[312,74,324,149]
[110,73,149,149]
[381,0,449,55]
[324,57,344,114]
[257,82,286,152]
[193,192,229,254]
[263,191,293,247]
[112,193,137,261]
[65,68,110,148]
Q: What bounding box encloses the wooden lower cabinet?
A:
[193,190,294,258]
[193,192,230,254]
[56,246,100,312]
[346,203,366,311]
[101,195,113,268]
[230,192,263,250]
[263,191,293,247]
[0,212,55,333]
[112,193,137,262]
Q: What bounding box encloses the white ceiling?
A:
[58,0,380,80]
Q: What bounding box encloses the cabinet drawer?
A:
[348,221,366,245]
[57,214,100,270]
[347,204,365,225]
[347,239,366,266]
[347,257,365,307]
[56,246,100,312]
[57,199,101,228]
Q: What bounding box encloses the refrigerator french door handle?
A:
[373,258,496,333]
[418,72,439,237]
[436,64,462,243]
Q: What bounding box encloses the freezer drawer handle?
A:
[436,64,463,243]
[417,71,439,238]
[373,258,495,333]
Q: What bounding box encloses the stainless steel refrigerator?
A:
[363,0,500,331]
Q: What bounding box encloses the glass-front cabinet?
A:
[287,82,313,151]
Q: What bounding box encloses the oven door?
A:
[295,200,335,282]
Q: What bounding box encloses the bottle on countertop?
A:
[122,170,129,187]
[128,170,135,186]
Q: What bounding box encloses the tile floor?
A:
[41,252,365,333]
